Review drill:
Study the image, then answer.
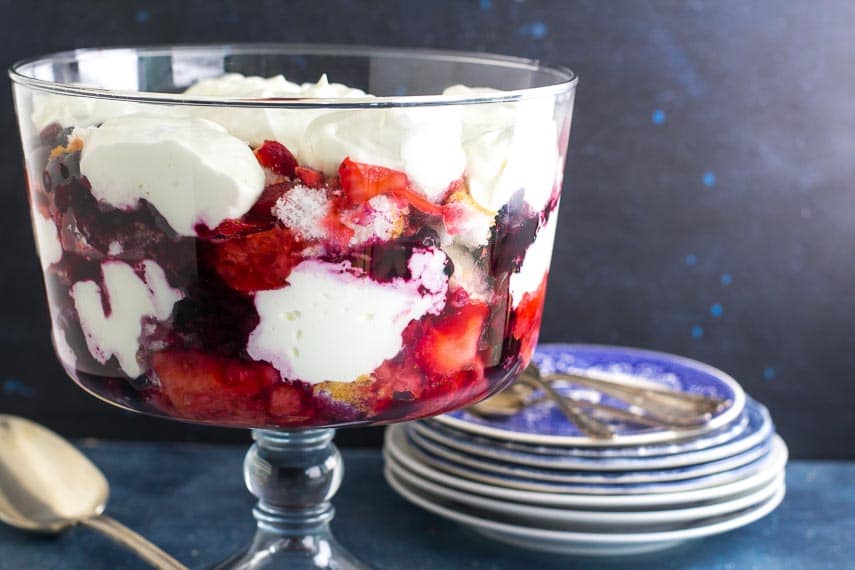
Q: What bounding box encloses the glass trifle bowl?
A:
[11,44,576,568]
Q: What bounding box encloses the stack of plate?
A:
[383,344,787,556]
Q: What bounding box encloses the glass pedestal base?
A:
[214,429,368,569]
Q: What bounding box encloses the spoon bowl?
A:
[0,415,107,532]
[0,415,186,569]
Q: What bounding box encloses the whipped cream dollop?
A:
[248,249,449,384]
[30,93,150,132]
[71,260,183,377]
[80,114,266,235]
[29,204,62,270]
[300,107,466,202]
[443,85,560,214]
[509,210,559,308]
[184,73,370,148]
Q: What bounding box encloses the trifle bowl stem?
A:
[215,429,366,569]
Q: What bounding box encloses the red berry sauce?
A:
[31,125,555,429]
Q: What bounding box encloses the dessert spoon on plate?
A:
[467,364,731,437]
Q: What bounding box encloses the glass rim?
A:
[9,43,578,109]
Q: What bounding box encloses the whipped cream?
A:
[443,85,559,214]
[30,93,148,132]
[510,210,559,308]
[185,73,370,148]
[80,114,265,236]
[29,205,62,269]
[248,249,448,384]
[299,107,466,202]
[71,260,183,377]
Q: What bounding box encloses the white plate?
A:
[388,425,782,495]
[406,425,771,485]
[386,457,784,530]
[384,428,788,507]
[414,400,771,470]
[386,468,786,556]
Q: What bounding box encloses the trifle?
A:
[12,45,576,569]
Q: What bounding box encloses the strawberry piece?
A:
[370,340,487,421]
[295,166,325,188]
[338,157,443,215]
[416,302,489,376]
[248,182,292,218]
[197,218,263,239]
[339,157,407,202]
[152,349,279,419]
[315,193,355,250]
[512,274,548,364]
[372,357,425,411]
[200,182,295,235]
[254,141,298,177]
[269,384,303,416]
[418,364,487,418]
[268,383,316,423]
[203,226,301,291]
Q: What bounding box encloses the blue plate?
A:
[422,412,750,459]
[436,344,746,447]
[405,425,773,484]
[416,399,772,470]
[389,425,782,495]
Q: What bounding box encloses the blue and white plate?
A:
[421,410,750,459]
[384,428,788,508]
[388,425,776,495]
[405,425,772,485]
[415,399,772,471]
[436,344,746,447]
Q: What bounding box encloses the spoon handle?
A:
[81,514,187,569]
[520,374,615,439]
[543,372,724,418]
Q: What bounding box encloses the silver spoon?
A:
[518,366,615,439]
[0,415,187,569]
[468,381,705,428]
[536,368,730,418]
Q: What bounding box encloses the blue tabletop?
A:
[0,439,852,570]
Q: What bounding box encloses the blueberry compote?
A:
[32,128,557,429]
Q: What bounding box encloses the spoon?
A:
[469,381,705,428]
[468,372,614,438]
[539,369,729,418]
[0,415,187,569]
[518,366,615,439]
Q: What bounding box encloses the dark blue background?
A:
[1,0,852,458]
